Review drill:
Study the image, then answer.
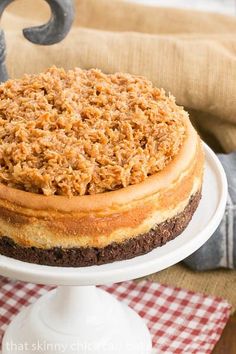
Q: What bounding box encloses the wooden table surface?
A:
[213,313,236,353]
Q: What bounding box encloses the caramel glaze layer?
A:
[0,118,204,249]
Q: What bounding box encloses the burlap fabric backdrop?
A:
[2,0,236,311]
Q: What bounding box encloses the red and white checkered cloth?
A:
[0,276,231,353]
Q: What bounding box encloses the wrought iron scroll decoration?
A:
[0,0,74,82]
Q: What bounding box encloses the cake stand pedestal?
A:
[2,286,151,354]
[0,145,227,354]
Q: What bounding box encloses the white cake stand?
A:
[0,144,227,354]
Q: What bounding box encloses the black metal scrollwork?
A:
[0,0,74,81]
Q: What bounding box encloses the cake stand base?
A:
[2,285,152,354]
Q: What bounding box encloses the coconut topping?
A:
[0,66,187,196]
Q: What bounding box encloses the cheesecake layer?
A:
[0,142,203,250]
[0,191,201,267]
[0,68,204,267]
[0,117,203,250]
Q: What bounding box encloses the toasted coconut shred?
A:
[0,66,187,197]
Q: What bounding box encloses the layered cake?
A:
[0,67,204,266]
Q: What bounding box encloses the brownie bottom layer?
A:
[0,191,201,267]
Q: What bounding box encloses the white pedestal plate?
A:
[0,144,227,354]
